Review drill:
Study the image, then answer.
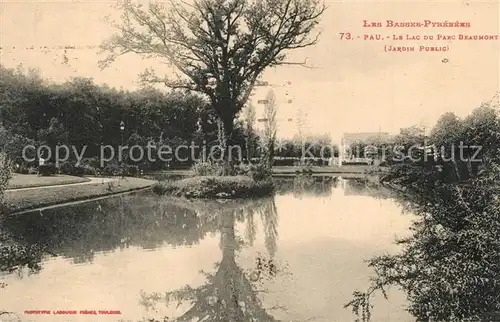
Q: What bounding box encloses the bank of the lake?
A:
[3,176,155,215]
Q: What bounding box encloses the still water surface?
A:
[1,177,415,321]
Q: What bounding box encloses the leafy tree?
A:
[430,112,463,149]
[461,104,500,165]
[0,126,36,166]
[0,64,215,169]
[100,0,325,170]
[0,65,45,138]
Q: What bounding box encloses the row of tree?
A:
[1,65,338,171]
[0,65,221,167]
[346,99,499,180]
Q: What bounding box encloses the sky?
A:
[1,0,499,141]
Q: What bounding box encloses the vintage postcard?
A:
[0,0,499,321]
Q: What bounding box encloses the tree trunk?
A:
[220,116,235,176]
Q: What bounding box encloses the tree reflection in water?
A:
[2,192,223,263]
[137,197,298,322]
[1,176,334,265]
[1,193,296,321]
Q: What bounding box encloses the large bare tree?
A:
[100,0,325,166]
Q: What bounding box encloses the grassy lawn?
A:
[7,174,90,190]
[3,177,155,214]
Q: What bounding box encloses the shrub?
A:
[59,161,75,175]
[235,162,272,181]
[72,165,86,176]
[13,163,29,174]
[250,163,272,181]
[0,152,12,203]
[152,182,168,195]
[153,175,275,198]
[103,163,123,176]
[191,161,221,176]
[38,163,56,176]
[124,164,140,177]
[58,160,98,176]
[81,157,101,169]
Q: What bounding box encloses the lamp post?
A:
[120,121,125,146]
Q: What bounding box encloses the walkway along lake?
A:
[0,176,415,321]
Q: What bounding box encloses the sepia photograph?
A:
[0,0,499,321]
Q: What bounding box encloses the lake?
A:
[0,176,415,322]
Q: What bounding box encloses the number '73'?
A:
[339,33,351,40]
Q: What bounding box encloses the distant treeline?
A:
[0,65,338,170]
[347,99,500,181]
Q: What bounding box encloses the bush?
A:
[101,163,140,177]
[235,162,272,181]
[59,161,99,176]
[152,182,168,195]
[13,163,29,174]
[0,152,12,203]
[191,161,221,176]
[38,163,56,176]
[81,157,101,169]
[72,165,86,176]
[250,163,272,181]
[124,165,140,177]
[103,163,123,176]
[59,161,75,175]
[153,176,275,198]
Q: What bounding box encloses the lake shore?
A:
[2,176,156,215]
